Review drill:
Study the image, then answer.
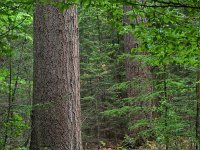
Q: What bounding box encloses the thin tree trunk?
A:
[96,15,101,149]
[30,2,82,150]
[196,69,200,150]
[163,65,169,150]
[3,46,12,149]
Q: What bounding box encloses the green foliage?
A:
[0,0,33,149]
[0,0,200,149]
[122,135,136,149]
[3,113,29,137]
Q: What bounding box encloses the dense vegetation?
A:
[0,0,199,149]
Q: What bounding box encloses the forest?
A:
[0,0,200,150]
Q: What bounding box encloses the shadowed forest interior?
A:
[0,0,200,150]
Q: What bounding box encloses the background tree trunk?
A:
[196,69,200,149]
[30,3,82,150]
[123,4,152,131]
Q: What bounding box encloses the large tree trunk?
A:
[30,2,82,150]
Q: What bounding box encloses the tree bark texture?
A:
[30,2,82,150]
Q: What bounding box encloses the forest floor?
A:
[92,140,195,150]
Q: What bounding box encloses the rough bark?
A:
[30,2,82,150]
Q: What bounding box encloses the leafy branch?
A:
[113,0,200,9]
